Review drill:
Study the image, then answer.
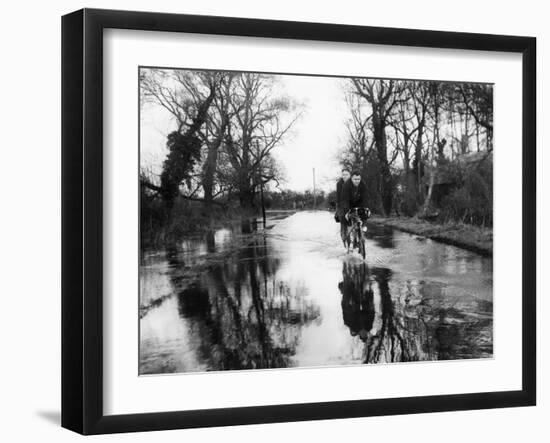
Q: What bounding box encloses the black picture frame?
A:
[61,8,536,435]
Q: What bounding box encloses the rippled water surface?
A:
[139,211,493,374]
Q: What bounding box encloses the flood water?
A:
[139,211,493,375]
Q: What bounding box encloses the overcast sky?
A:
[140,72,350,193]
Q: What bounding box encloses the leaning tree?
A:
[140,69,221,210]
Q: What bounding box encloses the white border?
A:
[103,29,523,415]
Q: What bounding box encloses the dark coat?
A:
[343,180,369,210]
[336,178,349,215]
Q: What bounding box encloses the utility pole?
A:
[312,167,317,210]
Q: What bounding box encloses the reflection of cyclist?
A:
[338,263,375,341]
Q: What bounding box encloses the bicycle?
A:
[344,207,371,259]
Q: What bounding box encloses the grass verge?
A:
[369,216,492,257]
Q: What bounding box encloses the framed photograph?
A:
[61,8,536,435]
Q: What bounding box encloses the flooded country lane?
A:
[139,211,493,375]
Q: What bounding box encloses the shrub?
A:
[439,159,492,226]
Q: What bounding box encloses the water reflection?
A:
[338,261,493,364]
[339,263,375,341]
[140,211,493,374]
[140,219,321,374]
[365,223,395,249]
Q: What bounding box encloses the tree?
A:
[351,79,401,215]
[458,83,493,150]
[200,74,235,205]
[141,69,219,209]
[409,81,430,197]
[340,90,374,172]
[159,79,216,209]
[222,73,301,211]
[339,77,493,224]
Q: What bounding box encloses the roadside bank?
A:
[369,216,492,257]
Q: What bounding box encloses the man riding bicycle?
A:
[341,171,371,256]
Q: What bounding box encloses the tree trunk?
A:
[402,134,410,176]
[423,86,440,215]
[423,164,435,214]
[202,153,216,205]
[202,116,229,204]
[159,87,216,211]
[413,122,424,197]
[239,188,255,212]
[372,109,392,216]
[237,168,255,212]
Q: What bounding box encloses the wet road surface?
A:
[139,211,493,374]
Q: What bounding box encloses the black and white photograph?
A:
[138,68,494,375]
[1,0,546,439]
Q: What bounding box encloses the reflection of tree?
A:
[174,224,321,371]
[205,231,216,253]
[339,262,493,364]
[362,267,421,363]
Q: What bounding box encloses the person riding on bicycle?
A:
[335,168,351,244]
[341,171,371,256]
